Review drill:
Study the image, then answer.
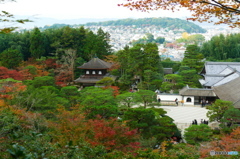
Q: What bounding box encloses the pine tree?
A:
[30,27,45,59]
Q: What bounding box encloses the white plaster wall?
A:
[157,94,183,101]
[157,94,194,105]
[182,96,194,105]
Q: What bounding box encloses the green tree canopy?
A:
[116,92,141,108]
[136,90,156,108]
[207,99,234,122]
[184,124,213,145]
[181,45,204,72]
[220,108,240,133]
[79,87,118,119]
[0,49,23,68]
[123,107,178,142]
[30,27,45,59]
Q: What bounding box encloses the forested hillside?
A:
[84,17,207,33]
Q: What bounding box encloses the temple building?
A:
[74,57,114,87]
[158,62,240,109]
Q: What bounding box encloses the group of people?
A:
[192,119,209,125]
[200,99,209,107]
[157,97,179,106]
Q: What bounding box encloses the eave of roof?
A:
[179,86,216,96]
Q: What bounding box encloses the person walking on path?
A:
[158,97,161,103]
[175,98,178,106]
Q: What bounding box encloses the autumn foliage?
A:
[0,67,23,80]
[86,116,140,152]
[17,61,49,80]
[0,82,26,100]
[200,127,240,158]
[48,107,140,152]
[119,0,240,28]
[103,86,120,97]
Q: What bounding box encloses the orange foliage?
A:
[0,83,26,100]
[119,0,240,28]
[0,99,5,107]
[104,55,120,70]
[48,107,140,152]
[17,59,49,80]
[200,127,240,158]
[47,106,87,146]
[103,86,120,97]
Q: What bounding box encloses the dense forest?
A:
[84,17,207,33]
[200,33,240,61]
[0,24,240,158]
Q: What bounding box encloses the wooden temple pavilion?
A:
[74,57,114,87]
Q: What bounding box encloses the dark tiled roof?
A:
[213,77,240,108]
[78,58,112,70]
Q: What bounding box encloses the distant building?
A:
[178,62,240,108]
[74,57,114,87]
[199,62,240,109]
[199,62,240,89]
[159,61,240,108]
[163,68,173,75]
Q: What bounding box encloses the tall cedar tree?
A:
[30,27,45,59]
[181,45,204,72]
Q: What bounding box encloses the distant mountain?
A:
[13,16,207,33]
[84,17,207,33]
[10,16,120,29]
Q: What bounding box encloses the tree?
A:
[200,33,240,61]
[79,87,118,119]
[96,77,114,87]
[200,127,240,158]
[184,124,213,145]
[220,108,240,133]
[119,0,240,28]
[0,49,23,68]
[181,45,204,72]
[116,92,141,108]
[11,86,68,114]
[161,74,184,93]
[0,67,23,80]
[179,67,202,88]
[86,117,140,152]
[207,99,234,122]
[30,27,45,59]
[136,90,156,108]
[155,36,165,44]
[116,43,163,88]
[26,76,55,88]
[123,107,178,142]
[96,28,112,59]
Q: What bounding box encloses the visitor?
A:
[175,98,178,106]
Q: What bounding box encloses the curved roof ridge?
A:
[78,57,112,69]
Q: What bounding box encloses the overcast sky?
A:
[3,0,191,20]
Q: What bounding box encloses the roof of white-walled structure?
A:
[179,85,216,97]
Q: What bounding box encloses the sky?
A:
[2,0,191,20]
